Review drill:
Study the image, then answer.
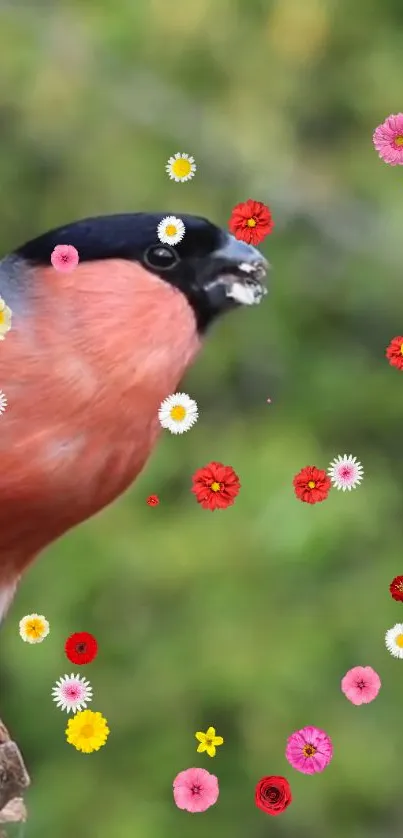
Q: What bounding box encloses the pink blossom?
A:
[373,113,403,165]
[51,244,79,273]
[63,683,81,700]
[173,767,219,813]
[285,726,333,775]
[341,666,381,705]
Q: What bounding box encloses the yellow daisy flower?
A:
[19,613,50,644]
[165,152,196,182]
[0,296,12,340]
[66,709,110,753]
[195,726,224,757]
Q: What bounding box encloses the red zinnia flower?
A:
[386,336,403,370]
[65,631,98,665]
[229,199,274,245]
[192,461,241,510]
[146,494,160,506]
[293,465,331,504]
[389,575,403,601]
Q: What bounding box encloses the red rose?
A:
[254,775,292,816]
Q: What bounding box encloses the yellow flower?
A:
[195,726,224,757]
[66,709,110,753]
[19,613,50,644]
[0,297,12,340]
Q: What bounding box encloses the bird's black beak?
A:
[199,233,269,313]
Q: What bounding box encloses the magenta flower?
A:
[373,113,403,165]
[341,666,381,705]
[286,726,333,775]
[173,767,219,813]
[51,244,79,273]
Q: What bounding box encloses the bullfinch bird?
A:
[0,212,268,623]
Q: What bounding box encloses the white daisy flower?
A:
[327,454,363,491]
[157,216,186,246]
[19,613,50,644]
[0,391,7,415]
[165,152,196,182]
[0,296,12,340]
[52,673,93,713]
[158,392,198,434]
[385,623,403,659]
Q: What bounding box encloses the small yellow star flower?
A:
[195,726,224,757]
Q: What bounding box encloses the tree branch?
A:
[0,720,29,835]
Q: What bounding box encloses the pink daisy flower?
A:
[51,244,79,273]
[373,113,403,165]
[328,454,363,491]
[341,666,381,705]
[51,672,92,713]
[173,767,219,813]
[286,726,333,775]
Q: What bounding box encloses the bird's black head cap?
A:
[14,212,269,333]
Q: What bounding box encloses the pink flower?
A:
[173,767,219,813]
[285,726,333,775]
[51,244,79,272]
[341,666,381,705]
[373,113,403,165]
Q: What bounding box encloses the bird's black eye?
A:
[144,244,179,271]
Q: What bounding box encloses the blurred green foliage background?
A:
[1,0,403,836]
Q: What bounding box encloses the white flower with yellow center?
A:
[19,613,50,644]
[0,296,12,340]
[165,152,196,183]
[157,216,186,246]
[158,392,198,434]
[385,623,403,658]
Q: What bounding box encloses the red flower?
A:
[147,494,160,506]
[255,776,292,816]
[390,575,403,601]
[65,631,98,665]
[293,465,331,504]
[386,336,403,370]
[191,461,241,510]
[229,199,274,245]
